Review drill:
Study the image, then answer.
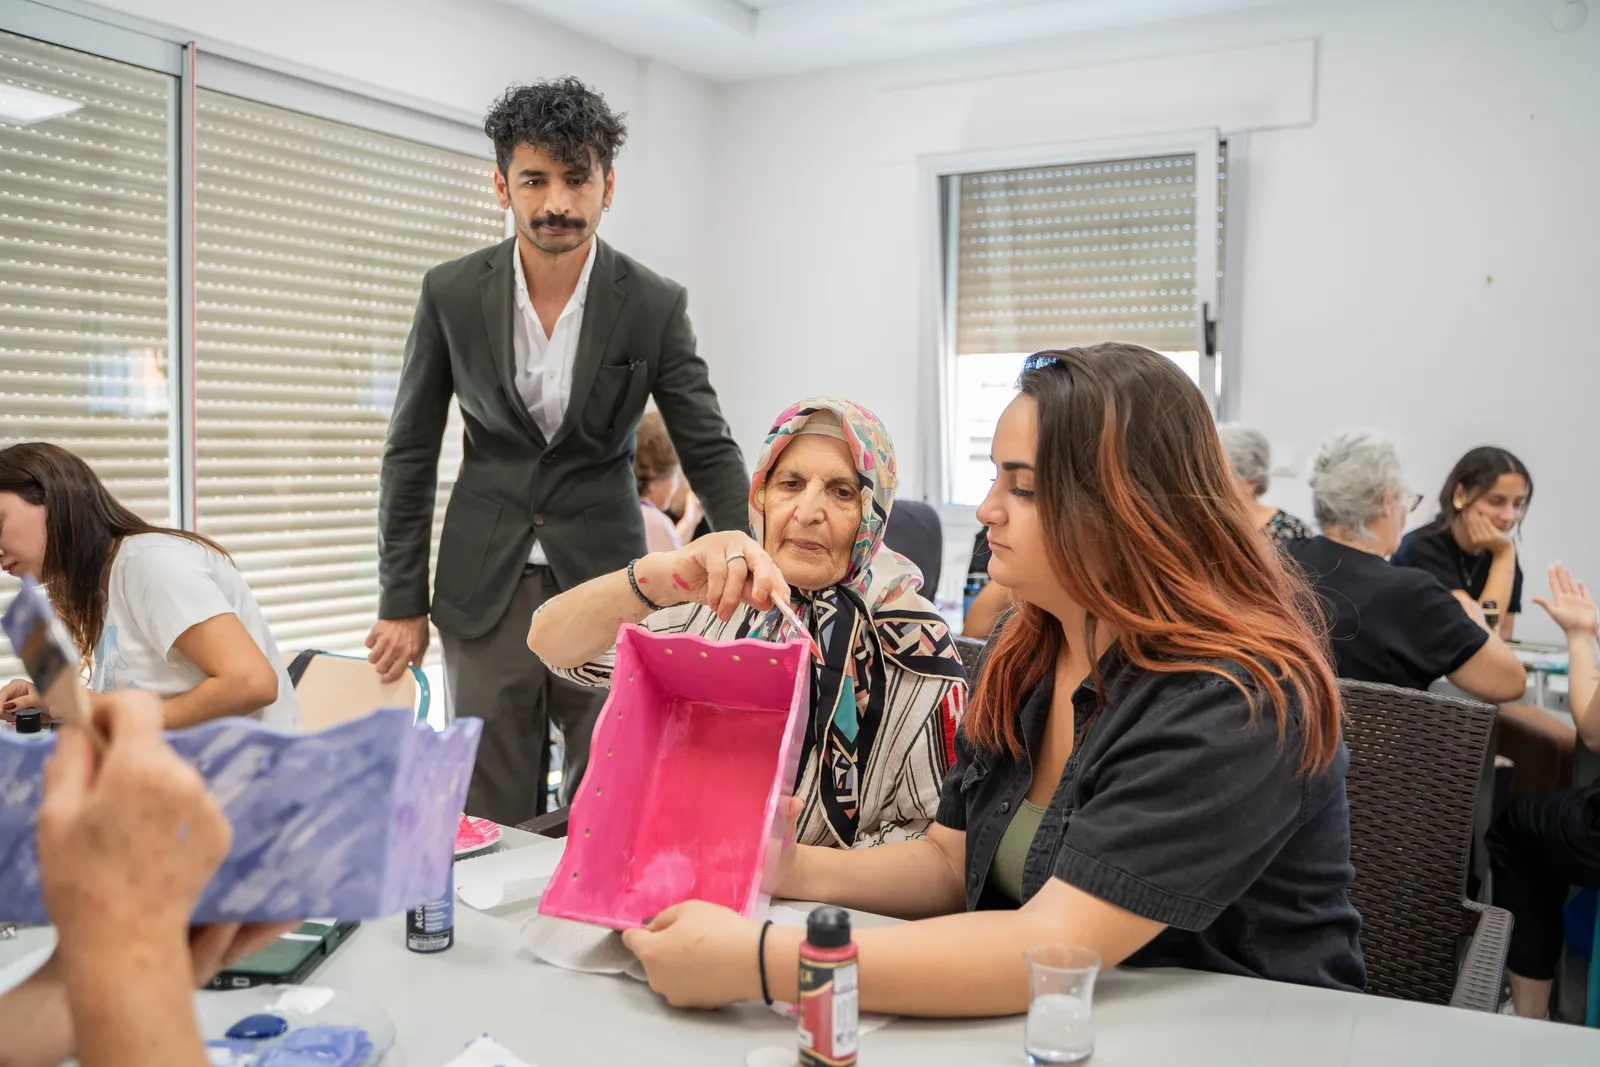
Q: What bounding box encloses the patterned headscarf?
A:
[745,398,966,846]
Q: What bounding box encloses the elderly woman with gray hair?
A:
[1283,428,1525,703]
[1217,426,1311,544]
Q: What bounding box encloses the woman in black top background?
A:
[1285,429,1526,704]
[1392,446,1533,640]
[616,344,1364,1014]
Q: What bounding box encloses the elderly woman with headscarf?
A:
[527,398,968,847]
[1217,425,1311,544]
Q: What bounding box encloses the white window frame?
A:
[917,128,1241,535]
[2,0,496,711]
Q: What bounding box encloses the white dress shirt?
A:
[514,237,598,563]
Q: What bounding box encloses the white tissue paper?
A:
[522,904,893,1033]
[440,1034,536,1067]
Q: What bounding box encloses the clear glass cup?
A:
[1024,944,1101,1065]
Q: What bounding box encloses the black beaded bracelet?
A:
[758,919,774,1006]
[627,558,665,612]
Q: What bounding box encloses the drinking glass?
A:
[1024,944,1101,1065]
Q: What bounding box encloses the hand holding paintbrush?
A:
[2,578,104,749]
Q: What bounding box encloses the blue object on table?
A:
[227,1013,290,1040]
[257,1025,373,1067]
[0,708,481,924]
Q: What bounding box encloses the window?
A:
[193,92,503,658]
[0,28,174,678]
[941,144,1227,507]
[0,13,499,687]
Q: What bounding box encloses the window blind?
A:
[0,29,172,679]
[193,91,502,659]
[954,153,1200,355]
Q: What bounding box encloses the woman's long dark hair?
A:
[0,443,227,663]
[1428,446,1533,531]
[965,344,1341,775]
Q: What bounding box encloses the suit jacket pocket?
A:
[434,487,501,608]
[580,361,646,441]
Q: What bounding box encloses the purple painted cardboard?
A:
[0,708,481,925]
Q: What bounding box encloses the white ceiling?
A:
[497,0,1309,82]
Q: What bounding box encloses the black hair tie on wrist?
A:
[758,919,775,1006]
[627,558,665,612]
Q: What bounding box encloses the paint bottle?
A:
[1482,599,1501,633]
[798,906,858,1067]
[14,711,42,734]
[405,895,453,953]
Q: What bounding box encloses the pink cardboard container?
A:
[538,625,811,930]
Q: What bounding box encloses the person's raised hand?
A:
[365,616,429,683]
[637,532,791,622]
[36,689,231,955]
[1532,563,1598,638]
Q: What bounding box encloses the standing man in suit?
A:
[368,78,748,826]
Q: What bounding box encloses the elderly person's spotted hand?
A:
[635,531,789,623]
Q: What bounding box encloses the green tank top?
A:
[989,798,1048,903]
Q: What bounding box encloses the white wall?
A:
[705,0,1600,636]
[81,0,716,296]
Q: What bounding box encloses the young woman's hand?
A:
[636,531,791,622]
[1532,564,1597,639]
[1458,511,1514,556]
[1,678,42,720]
[621,900,765,1008]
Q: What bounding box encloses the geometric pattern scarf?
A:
[745,397,967,846]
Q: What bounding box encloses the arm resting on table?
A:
[764,876,1165,1017]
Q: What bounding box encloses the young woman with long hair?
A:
[1392,446,1533,640]
[615,344,1364,1016]
[0,443,299,729]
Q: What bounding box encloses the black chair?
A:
[883,499,943,594]
[1339,679,1512,1010]
[954,635,987,686]
[517,808,570,839]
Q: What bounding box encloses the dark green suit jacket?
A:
[377,237,748,639]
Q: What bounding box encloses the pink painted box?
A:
[538,625,811,930]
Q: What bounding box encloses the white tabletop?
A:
[5,827,1598,1066]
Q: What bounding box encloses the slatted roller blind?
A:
[0,29,172,679]
[954,153,1199,355]
[193,90,501,659]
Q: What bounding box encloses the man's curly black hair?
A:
[483,77,628,179]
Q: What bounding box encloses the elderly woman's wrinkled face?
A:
[761,434,862,592]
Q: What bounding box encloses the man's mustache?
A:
[533,214,586,230]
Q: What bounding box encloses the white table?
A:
[6,828,1599,1066]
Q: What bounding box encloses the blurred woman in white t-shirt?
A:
[0,443,300,730]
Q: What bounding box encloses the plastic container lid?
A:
[805,905,852,949]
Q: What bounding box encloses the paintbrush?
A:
[2,578,102,749]
[772,596,824,662]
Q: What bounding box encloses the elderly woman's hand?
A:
[637,531,792,622]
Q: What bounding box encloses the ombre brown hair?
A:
[0,443,228,663]
[967,345,1341,774]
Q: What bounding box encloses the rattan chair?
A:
[954,635,987,685]
[1339,679,1512,1011]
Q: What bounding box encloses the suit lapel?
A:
[548,238,627,451]
[479,237,546,446]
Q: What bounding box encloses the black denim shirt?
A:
[937,649,1366,992]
